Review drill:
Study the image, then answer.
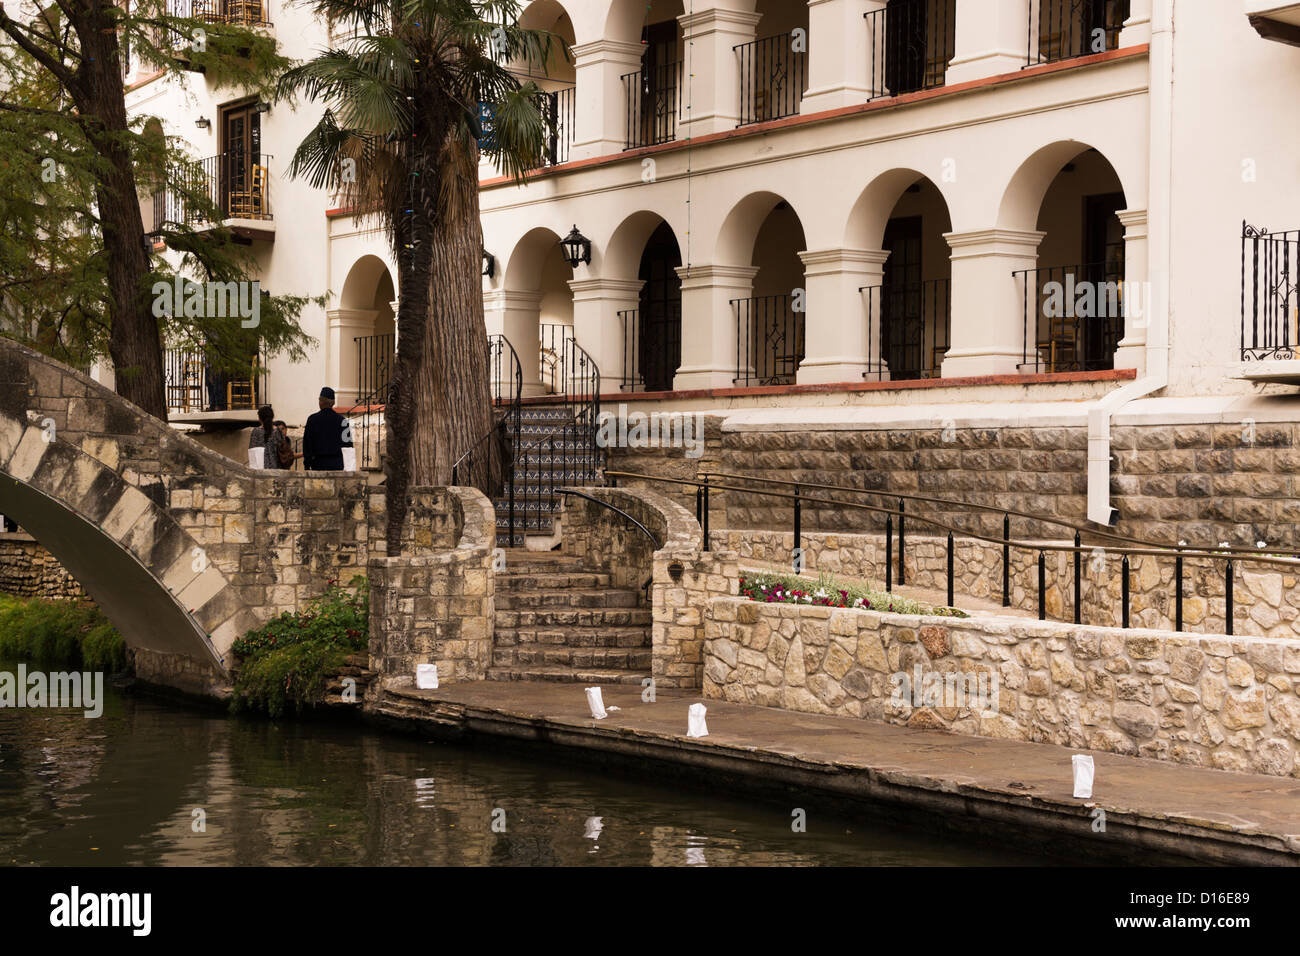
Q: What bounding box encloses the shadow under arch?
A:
[844,167,956,251]
[997,139,1133,232]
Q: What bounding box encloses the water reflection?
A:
[0,679,1053,866]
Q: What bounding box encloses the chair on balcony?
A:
[226,358,258,410]
[227,164,267,219]
[228,0,262,24]
[167,358,204,413]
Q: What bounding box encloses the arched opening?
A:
[500,226,573,395]
[337,254,396,407]
[1008,146,1128,373]
[538,243,576,393]
[515,0,577,166]
[622,1,686,148]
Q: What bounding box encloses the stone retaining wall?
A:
[0,532,82,598]
[703,597,1300,777]
[367,487,495,685]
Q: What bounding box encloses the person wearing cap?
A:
[302,386,352,471]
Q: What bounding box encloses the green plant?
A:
[738,571,968,618]
[0,594,127,671]
[230,575,369,718]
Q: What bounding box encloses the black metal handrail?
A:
[865,0,956,100]
[1014,261,1124,373]
[1026,0,1128,67]
[164,345,265,415]
[530,86,576,168]
[343,332,394,470]
[607,468,1297,634]
[1241,222,1300,361]
[153,152,273,231]
[861,277,951,380]
[622,60,680,149]
[539,322,573,395]
[617,306,682,392]
[557,489,661,550]
[735,32,808,126]
[449,335,524,540]
[733,294,804,386]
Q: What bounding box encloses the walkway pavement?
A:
[371,679,1300,865]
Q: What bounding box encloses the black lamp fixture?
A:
[481,249,496,278]
[194,116,211,130]
[560,225,592,268]
[255,100,271,114]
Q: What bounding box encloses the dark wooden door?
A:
[638,222,682,392]
[220,101,260,217]
[883,216,924,380]
[1083,191,1125,369]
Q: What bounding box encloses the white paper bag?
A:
[415,663,439,689]
[687,703,708,738]
[585,686,606,719]
[1072,754,1094,799]
[342,446,357,471]
[247,446,265,469]
[583,817,603,840]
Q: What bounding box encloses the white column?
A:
[1118,0,1152,47]
[1113,209,1148,374]
[568,278,642,392]
[795,248,888,384]
[326,308,377,408]
[945,0,1031,85]
[483,289,544,397]
[678,7,762,136]
[940,228,1045,378]
[570,40,645,160]
[674,264,758,390]
[803,0,883,112]
[389,299,399,351]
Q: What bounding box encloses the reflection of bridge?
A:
[0,338,380,695]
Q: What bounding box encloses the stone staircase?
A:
[494,405,604,549]
[488,550,651,684]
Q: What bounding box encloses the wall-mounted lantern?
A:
[194,117,211,130]
[560,225,592,269]
[481,249,496,278]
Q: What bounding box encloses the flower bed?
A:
[738,571,968,618]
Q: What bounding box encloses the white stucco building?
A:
[130,0,1300,520]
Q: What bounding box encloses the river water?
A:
[0,676,1053,866]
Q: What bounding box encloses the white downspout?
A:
[1087,0,1175,525]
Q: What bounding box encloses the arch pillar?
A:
[674,264,758,390]
[484,289,546,397]
[569,277,643,391]
[1113,208,1149,374]
[571,39,645,159]
[796,248,889,384]
[678,7,761,135]
[940,228,1045,378]
[327,308,379,408]
[1119,0,1153,46]
[803,0,883,112]
[946,0,1031,86]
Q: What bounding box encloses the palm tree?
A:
[280,0,558,552]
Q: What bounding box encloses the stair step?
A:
[491,646,652,670]
[484,665,649,685]
[492,625,652,647]
[497,571,613,589]
[495,588,642,610]
[495,607,652,628]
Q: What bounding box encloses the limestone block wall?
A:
[715,529,1300,640]
[561,486,739,689]
[703,597,1300,778]
[604,415,727,529]
[367,487,495,684]
[0,532,83,598]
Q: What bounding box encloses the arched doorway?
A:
[746,199,808,385]
[335,255,396,407]
[634,222,682,391]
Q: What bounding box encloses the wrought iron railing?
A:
[618,306,681,392]
[532,86,576,168]
[1015,261,1125,373]
[733,294,804,386]
[346,332,394,470]
[152,152,273,231]
[1026,0,1129,66]
[539,322,575,394]
[861,277,951,380]
[164,346,265,415]
[622,60,680,149]
[865,0,956,100]
[735,33,808,126]
[165,0,272,27]
[1241,222,1300,362]
[449,336,524,530]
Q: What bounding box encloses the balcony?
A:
[733,294,804,387]
[152,153,274,241]
[1236,223,1300,383]
[622,61,681,150]
[165,346,266,425]
[166,0,272,28]
[531,86,576,169]
[862,278,952,381]
[735,33,808,126]
[1015,262,1126,374]
[1246,1,1300,45]
[866,0,957,100]
[1027,0,1129,67]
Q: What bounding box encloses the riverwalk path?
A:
[371,679,1300,866]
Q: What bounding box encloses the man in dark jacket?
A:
[302,386,353,471]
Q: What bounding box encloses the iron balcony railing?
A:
[865,0,957,100]
[1015,261,1125,373]
[539,322,575,394]
[1027,0,1129,67]
[166,0,272,27]
[622,60,680,149]
[530,86,576,168]
[1241,222,1300,362]
[735,33,808,126]
[152,152,273,232]
[617,306,682,392]
[347,332,395,470]
[861,277,951,381]
[164,346,265,415]
[732,294,804,387]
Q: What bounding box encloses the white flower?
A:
[1257,540,1267,549]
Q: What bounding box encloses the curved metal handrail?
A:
[557,489,661,550]
[451,333,523,480]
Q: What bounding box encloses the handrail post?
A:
[897,498,906,586]
[1121,554,1131,628]
[946,530,954,608]
[885,514,893,593]
[793,485,802,558]
[1073,531,1082,625]
[701,475,710,552]
[508,457,516,546]
[1038,549,1046,620]
[1002,513,1010,607]
[1175,549,1184,632]
[1226,559,1234,635]
[696,483,703,524]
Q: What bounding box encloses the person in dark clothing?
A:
[302,386,353,471]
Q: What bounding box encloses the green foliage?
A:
[230,575,368,719]
[0,593,127,671]
[739,571,969,618]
